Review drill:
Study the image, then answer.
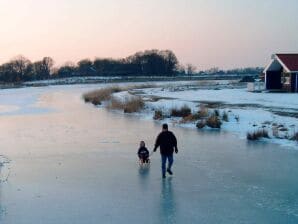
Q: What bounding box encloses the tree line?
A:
[0,49,263,83]
[0,50,179,83]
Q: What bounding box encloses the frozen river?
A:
[0,84,298,224]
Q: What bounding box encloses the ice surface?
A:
[0,83,298,224]
[0,87,54,116]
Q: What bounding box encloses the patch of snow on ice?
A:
[0,155,11,182]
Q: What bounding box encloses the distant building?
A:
[263,54,298,92]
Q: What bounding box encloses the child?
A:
[137,141,150,164]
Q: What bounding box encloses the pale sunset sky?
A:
[0,0,297,69]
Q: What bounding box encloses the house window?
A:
[282,72,290,85]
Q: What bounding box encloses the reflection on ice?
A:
[160,178,176,224]
[138,165,150,178]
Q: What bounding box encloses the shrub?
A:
[153,110,164,120]
[272,127,279,138]
[222,111,229,122]
[108,97,124,110]
[235,115,240,122]
[196,120,206,129]
[180,113,201,123]
[260,129,269,138]
[213,109,220,117]
[108,96,144,113]
[247,129,270,140]
[83,85,154,106]
[83,86,122,105]
[206,115,222,128]
[84,95,101,105]
[123,97,144,113]
[170,105,191,117]
[198,105,209,118]
[290,132,298,141]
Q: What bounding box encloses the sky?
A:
[0,0,298,70]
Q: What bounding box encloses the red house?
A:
[263,54,298,92]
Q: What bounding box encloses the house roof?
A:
[276,54,298,72]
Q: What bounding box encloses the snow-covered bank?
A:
[22,75,248,88]
[141,87,298,110]
[100,84,298,149]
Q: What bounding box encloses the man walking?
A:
[153,123,178,178]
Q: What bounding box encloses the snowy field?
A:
[107,82,298,149]
[0,82,298,223]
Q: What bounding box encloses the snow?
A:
[0,155,10,182]
[142,87,298,109]
[146,99,198,112]
[24,76,121,85]
[221,108,298,147]
[112,91,136,101]
[111,84,298,149]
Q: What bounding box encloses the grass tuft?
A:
[153,110,164,120]
[206,114,222,128]
[83,84,156,106]
[247,129,270,140]
[290,132,298,141]
[196,120,206,129]
[181,113,201,123]
[83,86,122,105]
[213,109,220,117]
[198,105,209,118]
[108,96,144,113]
[222,111,229,122]
[170,105,191,117]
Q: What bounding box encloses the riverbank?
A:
[83,81,298,149]
[0,73,255,89]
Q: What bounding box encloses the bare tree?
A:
[186,63,197,76]
[41,57,54,77]
[8,55,32,82]
[32,57,54,80]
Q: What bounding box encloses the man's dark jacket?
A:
[154,131,177,155]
